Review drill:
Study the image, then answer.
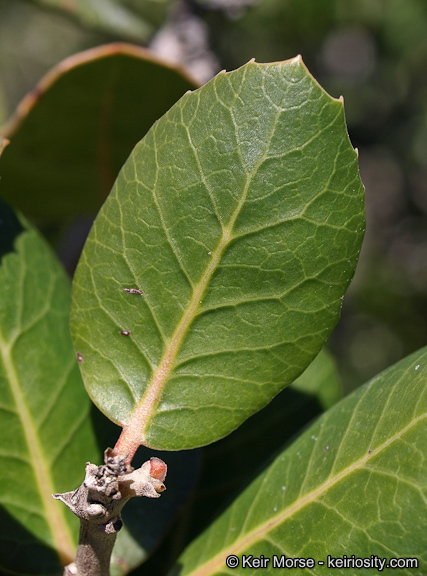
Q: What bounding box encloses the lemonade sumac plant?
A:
[0,47,425,576]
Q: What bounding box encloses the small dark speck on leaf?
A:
[121,330,131,336]
[77,352,84,362]
[123,288,143,295]
[368,449,372,453]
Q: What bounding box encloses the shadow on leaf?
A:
[0,506,62,575]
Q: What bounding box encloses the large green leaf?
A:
[70,57,365,453]
[175,347,427,576]
[0,44,198,226]
[0,200,103,573]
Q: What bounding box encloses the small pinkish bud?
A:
[150,457,167,482]
[118,457,167,499]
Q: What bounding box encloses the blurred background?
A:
[1,0,427,391]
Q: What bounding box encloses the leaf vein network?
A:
[75,332,140,403]
[85,260,157,370]
[36,356,77,430]
[187,413,423,576]
[48,400,92,467]
[137,141,195,290]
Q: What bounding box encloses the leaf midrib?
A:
[184,413,426,576]
[115,223,235,455]
[0,335,75,565]
[115,89,282,454]
[111,69,352,456]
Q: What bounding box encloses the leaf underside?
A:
[71,57,365,451]
[0,203,101,573]
[176,347,427,576]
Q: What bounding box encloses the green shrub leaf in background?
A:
[176,347,427,576]
[70,57,365,454]
[27,0,168,43]
[0,200,100,574]
[0,44,198,227]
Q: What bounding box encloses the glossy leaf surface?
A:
[0,202,100,573]
[71,57,365,452]
[176,347,427,576]
[0,44,198,226]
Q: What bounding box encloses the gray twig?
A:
[53,448,167,576]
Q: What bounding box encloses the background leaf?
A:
[175,346,427,576]
[70,57,365,453]
[291,345,341,410]
[25,0,168,43]
[0,200,100,573]
[0,43,198,228]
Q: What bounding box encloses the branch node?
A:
[53,448,167,576]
